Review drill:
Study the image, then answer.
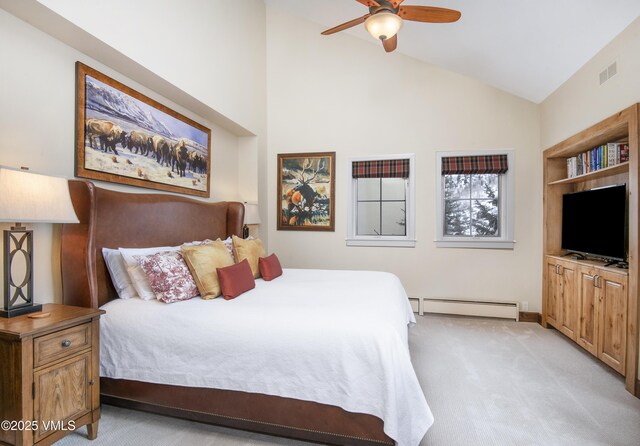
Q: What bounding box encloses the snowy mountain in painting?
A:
[85,79,176,139]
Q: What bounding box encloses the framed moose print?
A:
[277,152,336,231]
[75,62,211,197]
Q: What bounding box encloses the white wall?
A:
[541,16,640,148]
[266,9,543,311]
[0,1,267,306]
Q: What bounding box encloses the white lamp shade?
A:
[364,11,403,41]
[0,168,79,224]
[243,203,261,225]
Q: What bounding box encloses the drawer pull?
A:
[61,340,72,348]
[89,379,95,386]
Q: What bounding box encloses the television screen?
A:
[561,184,627,261]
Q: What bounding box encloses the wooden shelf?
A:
[543,103,638,395]
[548,161,629,185]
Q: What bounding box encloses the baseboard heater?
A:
[420,298,519,321]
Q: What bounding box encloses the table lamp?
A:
[0,167,79,318]
[243,202,261,239]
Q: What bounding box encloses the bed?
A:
[60,180,432,446]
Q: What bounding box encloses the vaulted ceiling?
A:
[265,0,640,103]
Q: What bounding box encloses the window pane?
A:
[444,199,470,236]
[381,178,406,201]
[357,202,381,235]
[472,199,499,236]
[471,174,499,199]
[444,174,470,199]
[357,178,380,200]
[382,202,406,236]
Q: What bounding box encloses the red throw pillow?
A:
[259,253,283,281]
[216,259,255,300]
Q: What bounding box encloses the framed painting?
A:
[277,152,336,231]
[75,62,211,197]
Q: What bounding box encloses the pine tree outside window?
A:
[436,150,515,249]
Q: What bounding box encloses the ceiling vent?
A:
[600,60,618,85]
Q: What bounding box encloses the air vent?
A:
[600,60,618,85]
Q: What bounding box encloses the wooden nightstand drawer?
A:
[34,322,91,367]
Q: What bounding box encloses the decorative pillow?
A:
[119,246,178,300]
[183,239,214,247]
[181,241,234,299]
[221,237,236,263]
[216,259,256,300]
[134,251,199,303]
[259,253,283,281]
[232,235,265,278]
[102,248,137,299]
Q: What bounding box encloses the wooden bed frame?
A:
[60,180,394,446]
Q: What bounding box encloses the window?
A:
[347,154,415,247]
[436,150,515,249]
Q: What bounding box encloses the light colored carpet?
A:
[57,314,640,446]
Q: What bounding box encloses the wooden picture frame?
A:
[75,62,211,197]
[277,152,335,231]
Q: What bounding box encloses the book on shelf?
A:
[607,143,618,166]
[620,143,629,162]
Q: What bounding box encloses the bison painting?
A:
[76,63,211,197]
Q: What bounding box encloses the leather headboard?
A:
[61,180,244,308]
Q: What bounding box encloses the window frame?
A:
[435,150,515,249]
[347,153,416,247]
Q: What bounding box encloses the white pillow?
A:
[119,246,178,300]
[102,248,137,299]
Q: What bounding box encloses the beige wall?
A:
[265,9,543,310]
[0,1,268,307]
[541,16,640,148]
[37,0,266,136]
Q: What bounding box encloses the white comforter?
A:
[100,269,433,446]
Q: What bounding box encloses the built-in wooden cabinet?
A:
[577,266,599,356]
[598,270,628,374]
[545,257,578,340]
[547,256,628,375]
[0,304,104,446]
[543,103,639,396]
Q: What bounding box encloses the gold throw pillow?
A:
[232,235,265,278]
[181,240,234,299]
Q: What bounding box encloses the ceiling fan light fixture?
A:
[364,11,403,41]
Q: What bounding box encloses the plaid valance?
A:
[352,159,410,179]
[441,154,508,175]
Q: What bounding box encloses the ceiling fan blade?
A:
[388,0,405,7]
[383,34,397,52]
[321,14,371,35]
[398,6,461,23]
[355,0,380,7]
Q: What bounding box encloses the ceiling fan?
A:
[321,0,461,53]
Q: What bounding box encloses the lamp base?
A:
[243,225,250,239]
[0,303,42,318]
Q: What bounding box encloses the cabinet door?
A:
[545,261,561,327]
[577,267,598,356]
[33,351,91,442]
[598,272,628,375]
[558,262,578,340]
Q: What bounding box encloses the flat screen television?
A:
[561,184,627,261]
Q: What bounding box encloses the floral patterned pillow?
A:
[221,237,236,263]
[134,251,199,303]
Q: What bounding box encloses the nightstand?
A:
[0,304,104,446]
